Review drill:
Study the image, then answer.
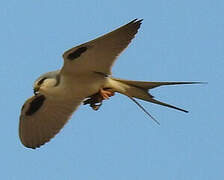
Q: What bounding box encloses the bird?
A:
[19,19,201,149]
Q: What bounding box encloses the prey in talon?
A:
[19,19,203,149]
[83,88,115,110]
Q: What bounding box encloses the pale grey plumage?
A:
[20,94,81,148]
[19,19,201,149]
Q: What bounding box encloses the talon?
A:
[91,102,102,111]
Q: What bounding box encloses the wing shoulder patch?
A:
[67,46,88,60]
[25,95,46,116]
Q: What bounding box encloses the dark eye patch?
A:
[37,77,47,85]
[67,46,87,60]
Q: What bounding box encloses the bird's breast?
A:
[58,73,109,100]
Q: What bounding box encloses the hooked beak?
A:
[33,86,40,95]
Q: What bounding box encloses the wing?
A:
[19,94,82,149]
[61,19,142,75]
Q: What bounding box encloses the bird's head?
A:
[33,71,60,95]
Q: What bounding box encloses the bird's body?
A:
[20,19,201,149]
[39,71,122,100]
[40,71,102,99]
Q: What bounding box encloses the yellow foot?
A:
[83,88,115,111]
[99,88,115,100]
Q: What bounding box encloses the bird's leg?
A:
[83,88,115,111]
[99,88,115,100]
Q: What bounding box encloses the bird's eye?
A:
[37,77,47,85]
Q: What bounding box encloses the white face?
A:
[40,78,57,89]
[34,77,57,95]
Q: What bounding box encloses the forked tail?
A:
[112,78,203,124]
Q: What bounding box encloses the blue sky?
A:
[1,0,223,179]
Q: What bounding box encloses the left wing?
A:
[61,19,142,75]
[19,94,82,149]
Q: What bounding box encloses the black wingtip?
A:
[130,18,143,24]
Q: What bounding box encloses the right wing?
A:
[19,94,82,149]
[61,19,142,75]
